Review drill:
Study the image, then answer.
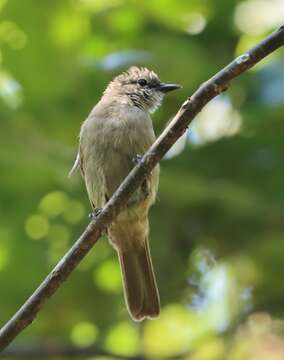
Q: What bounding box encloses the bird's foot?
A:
[132,154,143,165]
[88,208,102,219]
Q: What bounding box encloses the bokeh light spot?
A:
[50,10,90,48]
[191,338,225,360]
[0,70,22,108]
[25,215,49,240]
[188,96,242,145]
[184,13,206,35]
[39,191,69,218]
[105,322,139,356]
[144,304,198,357]
[234,0,284,35]
[71,321,98,347]
[94,259,122,293]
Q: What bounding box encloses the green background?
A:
[1,0,284,359]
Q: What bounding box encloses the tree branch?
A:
[1,26,284,351]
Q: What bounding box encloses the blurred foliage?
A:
[0,0,284,359]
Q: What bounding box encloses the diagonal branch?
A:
[1,26,284,351]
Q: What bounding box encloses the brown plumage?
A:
[70,66,180,320]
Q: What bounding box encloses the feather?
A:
[68,152,80,177]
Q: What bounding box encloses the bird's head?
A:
[104,66,181,113]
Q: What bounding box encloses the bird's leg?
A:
[88,208,102,220]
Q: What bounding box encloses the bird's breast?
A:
[88,105,155,153]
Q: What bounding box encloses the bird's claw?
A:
[89,208,102,219]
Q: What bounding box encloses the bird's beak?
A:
[157,83,182,93]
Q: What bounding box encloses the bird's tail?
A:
[118,238,160,321]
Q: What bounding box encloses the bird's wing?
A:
[68,150,83,177]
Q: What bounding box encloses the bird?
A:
[70,66,181,321]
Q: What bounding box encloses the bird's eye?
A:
[138,78,147,86]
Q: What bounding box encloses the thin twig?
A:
[0,26,284,351]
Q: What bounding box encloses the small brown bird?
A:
[70,66,180,321]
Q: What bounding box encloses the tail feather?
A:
[118,239,160,321]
